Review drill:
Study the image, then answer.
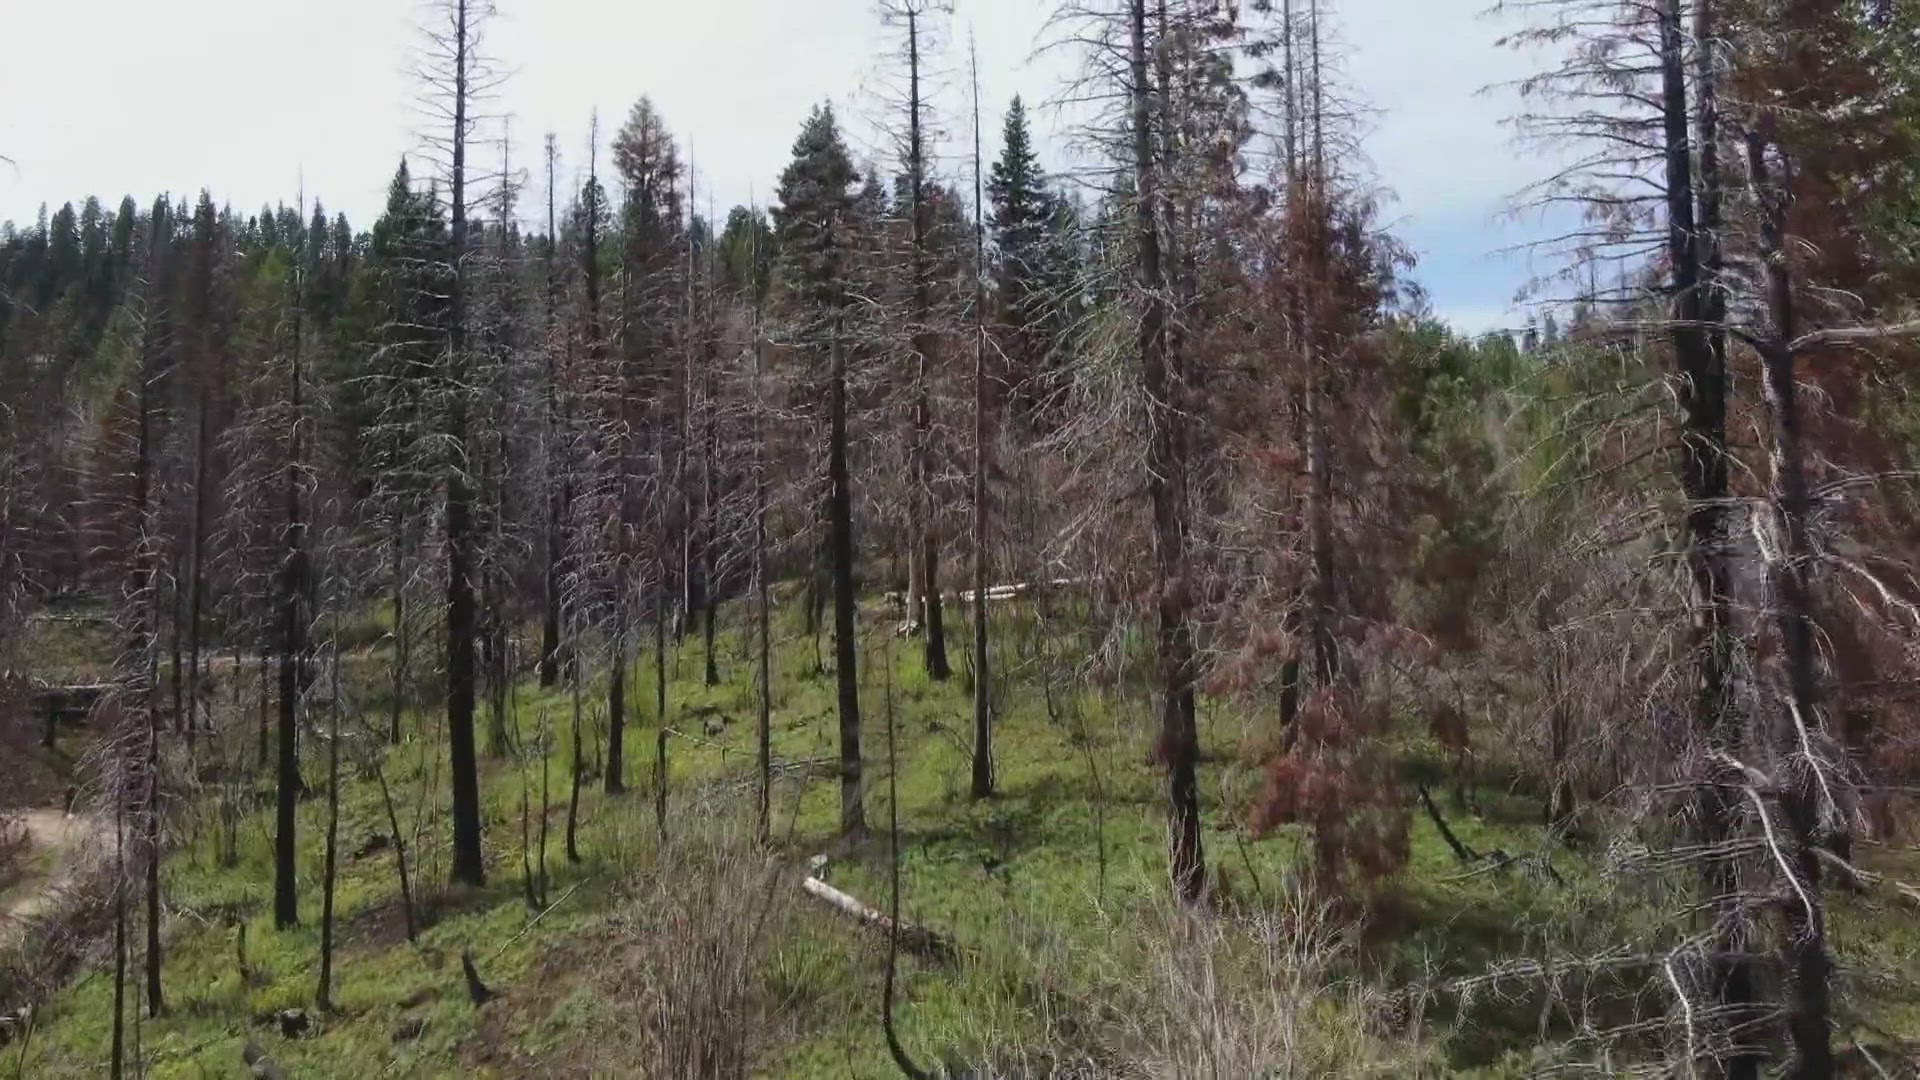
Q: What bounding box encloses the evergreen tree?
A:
[774,103,866,838]
[988,96,1070,419]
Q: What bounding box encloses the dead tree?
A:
[415,0,502,888]
[317,628,343,1011]
[1133,0,1204,903]
[752,217,775,840]
[967,39,994,799]
[881,0,955,682]
[274,205,312,931]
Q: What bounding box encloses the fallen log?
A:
[1418,785,1478,864]
[242,1037,290,1079]
[800,855,955,962]
[953,576,1088,606]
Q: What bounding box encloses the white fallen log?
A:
[953,577,1087,606]
[799,856,954,960]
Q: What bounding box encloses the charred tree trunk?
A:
[372,757,418,942]
[1131,0,1203,903]
[1660,2,1755,1070]
[144,677,164,1017]
[654,561,669,839]
[607,617,627,795]
[257,650,271,770]
[133,322,166,1018]
[906,7,951,683]
[388,531,410,745]
[185,389,211,751]
[444,0,486,889]
[317,642,342,1011]
[1748,125,1833,1080]
[540,137,566,688]
[968,46,994,800]
[274,269,308,932]
[565,664,584,863]
[754,290,773,840]
[110,806,127,1080]
[701,357,720,688]
[830,312,866,839]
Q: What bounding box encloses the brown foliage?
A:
[1248,688,1410,883]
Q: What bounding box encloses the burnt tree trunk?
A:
[830,312,866,839]
[1131,0,1202,903]
[607,617,627,795]
[317,642,342,1011]
[444,0,486,889]
[906,7,950,683]
[1748,124,1833,1080]
[968,48,994,800]
[274,259,308,932]
[754,283,773,839]
[1660,2,1756,1070]
[540,138,566,688]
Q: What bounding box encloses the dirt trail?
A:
[1,809,100,946]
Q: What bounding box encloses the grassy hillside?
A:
[9,594,1920,1077]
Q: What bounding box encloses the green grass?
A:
[12,591,1920,1077]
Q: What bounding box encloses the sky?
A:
[0,0,1568,333]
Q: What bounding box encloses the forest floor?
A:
[4,593,1920,1077]
[0,810,100,948]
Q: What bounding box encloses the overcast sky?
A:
[0,0,1566,332]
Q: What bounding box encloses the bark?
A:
[883,659,933,1080]
[185,389,211,751]
[1660,1,1755,1069]
[521,778,534,908]
[906,6,951,683]
[133,347,166,1016]
[127,272,167,1015]
[538,707,551,903]
[169,555,183,738]
[444,0,486,888]
[654,566,669,840]
[257,650,270,770]
[144,674,163,1017]
[388,526,409,745]
[754,288,773,840]
[830,314,866,839]
[1748,126,1833,1080]
[969,45,994,800]
[1546,642,1575,828]
[701,357,719,688]
[607,618,627,794]
[1299,3,1339,697]
[566,667,583,863]
[110,806,126,1080]
[274,275,306,931]
[540,139,565,688]
[1302,297,1337,690]
[317,645,341,1011]
[372,757,417,942]
[1131,0,1203,903]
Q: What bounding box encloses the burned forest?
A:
[3,0,1920,1075]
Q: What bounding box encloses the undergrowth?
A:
[6,593,1916,1077]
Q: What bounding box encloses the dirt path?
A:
[1,809,99,946]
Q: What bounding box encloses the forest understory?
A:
[4,595,1913,1078]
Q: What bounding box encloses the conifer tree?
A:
[774,104,866,838]
[987,95,1058,417]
